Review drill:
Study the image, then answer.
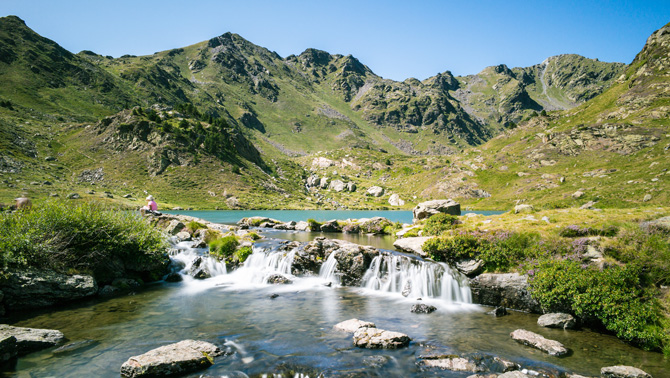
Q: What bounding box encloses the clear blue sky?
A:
[2,1,669,80]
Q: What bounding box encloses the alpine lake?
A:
[3,210,667,377]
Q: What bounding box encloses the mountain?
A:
[0,15,662,210]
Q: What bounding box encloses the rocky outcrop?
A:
[307,239,379,286]
[537,313,576,329]
[470,273,541,313]
[0,325,64,355]
[640,216,670,233]
[393,237,430,257]
[510,329,568,357]
[601,365,652,378]
[413,199,461,222]
[0,269,97,312]
[333,319,376,333]
[353,327,411,349]
[411,303,437,314]
[388,193,405,206]
[0,335,17,363]
[120,340,223,378]
[366,186,384,197]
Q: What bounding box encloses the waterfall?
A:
[361,254,471,303]
[170,241,227,276]
[230,245,297,285]
[318,252,340,285]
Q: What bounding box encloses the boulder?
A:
[366,186,384,197]
[188,257,211,279]
[329,180,346,192]
[411,304,437,314]
[346,182,357,192]
[319,177,329,189]
[537,313,576,329]
[165,220,185,235]
[333,319,376,333]
[494,356,520,372]
[266,274,292,285]
[294,221,310,231]
[393,237,430,257]
[320,220,341,233]
[488,307,508,317]
[312,157,334,168]
[175,231,191,241]
[388,194,405,206]
[580,201,597,210]
[455,259,484,277]
[510,329,568,357]
[640,216,670,233]
[164,272,183,282]
[0,335,17,362]
[120,340,222,378]
[513,204,534,214]
[273,221,296,230]
[470,273,542,313]
[498,372,532,378]
[0,325,64,355]
[601,366,651,378]
[417,356,483,372]
[572,191,584,199]
[353,327,411,349]
[306,174,320,187]
[0,269,97,312]
[66,193,81,199]
[413,199,461,222]
[643,194,652,202]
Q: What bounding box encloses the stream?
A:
[3,225,668,377]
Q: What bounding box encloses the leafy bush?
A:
[604,224,670,286]
[529,258,666,351]
[0,200,168,283]
[423,230,546,271]
[559,224,618,238]
[402,228,420,238]
[423,213,458,236]
[208,235,239,261]
[234,246,253,263]
[186,221,207,233]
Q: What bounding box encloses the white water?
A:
[170,239,471,305]
[361,254,472,303]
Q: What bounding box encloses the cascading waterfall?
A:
[361,254,472,303]
[318,252,340,285]
[170,241,227,276]
[230,244,297,285]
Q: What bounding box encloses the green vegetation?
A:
[307,219,322,231]
[186,220,207,233]
[208,235,239,261]
[0,200,168,282]
[423,213,458,236]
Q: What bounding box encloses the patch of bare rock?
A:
[510,329,568,357]
[120,339,223,378]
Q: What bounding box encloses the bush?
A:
[243,231,261,241]
[186,221,207,233]
[208,235,239,261]
[529,258,666,351]
[604,225,670,286]
[423,213,458,236]
[203,229,221,244]
[234,246,253,263]
[0,200,168,283]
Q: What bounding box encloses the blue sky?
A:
[2,1,669,80]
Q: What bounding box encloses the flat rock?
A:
[417,356,483,372]
[0,270,97,311]
[411,304,437,314]
[333,319,376,333]
[601,365,652,378]
[393,237,430,257]
[498,372,532,378]
[538,313,576,329]
[353,327,411,349]
[0,324,64,355]
[510,329,568,357]
[456,258,484,276]
[120,339,222,378]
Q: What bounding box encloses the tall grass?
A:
[0,200,169,282]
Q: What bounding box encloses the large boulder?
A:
[120,340,223,378]
[537,313,577,329]
[470,273,542,313]
[353,327,411,349]
[0,269,97,312]
[0,325,64,355]
[359,217,393,234]
[513,204,534,214]
[393,237,430,257]
[188,257,211,279]
[455,259,484,277]
[320,220,342,233]
[510,329,568,357]
[366,186,384,197]
[388,194,405,206]
[640,216,670,233]
[601,365,652,378]
[413,200,461,222]
[0,335,17,363]
[333,319,376,333]
[317,240,379,286]
[416,356,483,372]
[329,180,346,192]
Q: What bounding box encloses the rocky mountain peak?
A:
[296,48,332,67]
[631,21,670,73]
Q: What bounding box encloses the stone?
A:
[572,190,584,199]
[266,274,292,285]
[320,220,341,233]
[164,272,183,282]
[489,307,508,317]
[366,186,384,197]
[67,193,80,199]
[537,313,576,329]
[510,329,568,356]
[601,366,651,378]
[319,177,329,189]
[417,356,483,372]
[0,335,17,363]
[498,372,531,378]
[346,182,357,192]
[388,193,405,206]
[513,204,534,214]
[120,339,222,378]
[333,319,376,333]
[175,231,192,241]
[470,273,541,313]
[188,257,211,279]
[393,237,430,257]
[643,194,652,202]
[165,220,186,235]
[494,357,520,372]
[294,221,310,231]
[312,157,334,168]
[640,216,670,233]
[455,259,484,277]
[0,269,97,312]
[52,339,98,355]
[0,325,64,355]
[413,200,461,221]
[402,281,412,297]
[580,201,597,210]
[353,327,411,349]
[411,304,437,314]
[329,179,346,192]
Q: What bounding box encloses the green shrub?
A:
[203,229,221,244]
[186,221,207,233]
[307,219,322,231]
[208,235,239,261]
[423,213,458,236]
[234,246,253,263]
[529,258,666,351]
[402,228,420,238]
[0,200,168,282]
[244,231,261,241]
[559,224,618,238]
[604,224,670,286]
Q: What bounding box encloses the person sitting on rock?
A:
[141,195,160,215]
